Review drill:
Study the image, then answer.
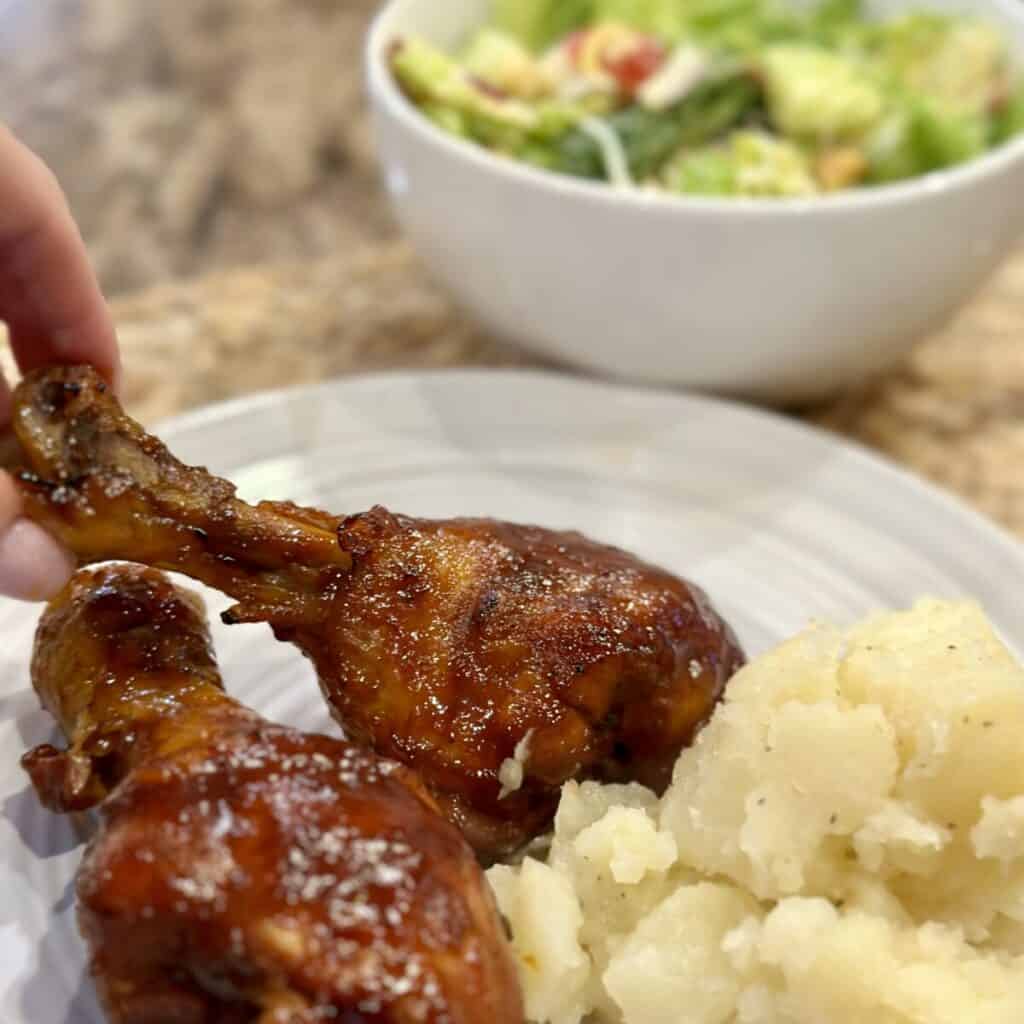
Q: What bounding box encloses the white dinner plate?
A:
[1,369,1022,1021]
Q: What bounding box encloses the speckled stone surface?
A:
[0,0,391,294]
[2,0,1024,541]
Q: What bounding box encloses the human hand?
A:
[0,126,120,600]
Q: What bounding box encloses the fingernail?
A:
[50,314,122,394]
[0,519,75,601]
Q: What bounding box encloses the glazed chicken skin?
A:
[22,565,523,1024]
[12,366,745,859]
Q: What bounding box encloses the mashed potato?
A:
[487,600,1024,1023]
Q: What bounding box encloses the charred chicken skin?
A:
[22,565,523,1024]
[12,366,745,858]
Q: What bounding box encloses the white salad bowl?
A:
[367,0,1024,404]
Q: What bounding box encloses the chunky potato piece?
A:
[727,898,1024,1022]
[604,883,757,1024]
[489,858,590,1024]
[488,600,1024,1023]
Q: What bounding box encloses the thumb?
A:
[0,473,74,601]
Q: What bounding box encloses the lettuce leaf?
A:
[462,29,551,99]
[492,0,594,51]
[592,0,689,40]
[995,80,1024,144]
[869,15,1006,115]
[554,70,761,179]
[867,97,990,182]
[668,146,738,193]
[667,131,818,195]
[761,45,885,143]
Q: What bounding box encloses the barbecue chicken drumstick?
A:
[22,565,523,1024]
[12,366,745,859]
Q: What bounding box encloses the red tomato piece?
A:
[603,39,666,94]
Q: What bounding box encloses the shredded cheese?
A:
[637,45,710,111]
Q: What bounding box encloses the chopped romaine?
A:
[730,131,818,195]
[871,15,1006,115]
[393,37,535,129]
[865,113,922,182]
[533,101,591,141]
[422,103,468,139]
[462,29,552,100]
[995,80,1024,143]
[394,37,590,149]
[907,101,990,168]
[867,98,989,182]
[806,0,865,45]
[492,0,594,52]
[555,70,761,179]
[689,0,803,54]
[666,146,738,193]
[591,0,688,41]
[668,132,817,195]
[761,45,885,143]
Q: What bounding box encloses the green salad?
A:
[390,0,1024,197]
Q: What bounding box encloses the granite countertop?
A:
[3,0,1024,538]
